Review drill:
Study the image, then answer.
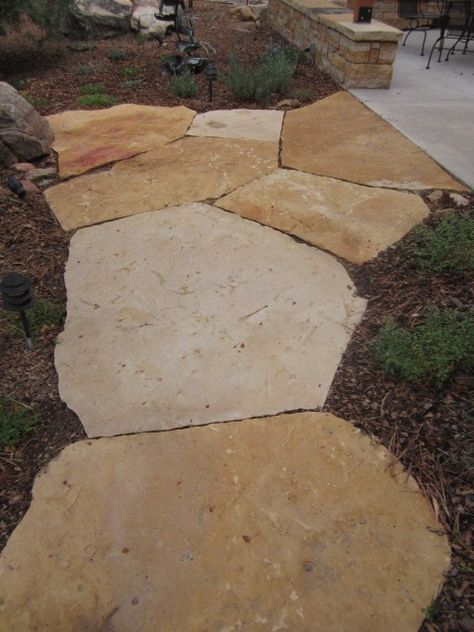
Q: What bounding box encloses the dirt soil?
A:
[0,2,338,114]
[0,6,473,632]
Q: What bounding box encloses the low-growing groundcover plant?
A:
[372,307,474,386]
[77,83,118,108]
[410,213,474,274]
[5,297,63,340]
[0,398,39,449]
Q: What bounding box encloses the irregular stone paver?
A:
[187,108,284,142]
[45,137,278,230]
[218,168,430,264]
[55,204,366,437]
[47,104,196,178]
[0,413,450,631]
[281,92,466,191]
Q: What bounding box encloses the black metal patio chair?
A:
[398,0,442,55]
[426,0,472,67]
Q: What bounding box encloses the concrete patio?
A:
[352,28,474,189]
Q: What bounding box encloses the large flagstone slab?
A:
[45,137,278,230]
[218,168,430,264]
[48,104,196,178]
[187,108,284,142]
[281,92,466,191]
[55,203,366,437]
[0,413,450,631]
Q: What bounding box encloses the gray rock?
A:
[0,82,54,167]
[26,167,57,182]
[66,0,133,37]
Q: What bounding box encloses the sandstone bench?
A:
[268,0,403,88]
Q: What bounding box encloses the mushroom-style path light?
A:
[1,273,35,349]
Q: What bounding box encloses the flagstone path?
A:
[1,92,463,630]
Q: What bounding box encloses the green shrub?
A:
[226,48,297,105]
[6,297,64,339]
[120,66,139,78]
[78,93,118,108]
[372,307,474,385]
[79,83,105,95]
[225,56,258,102]
[107,48,128,61]
[410,213,474,274]
[168,70,197,98]
[0,398,39,449]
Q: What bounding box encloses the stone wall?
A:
[346,0,440,28]
[268,0,402,88]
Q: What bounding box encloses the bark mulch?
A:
[0,1,338,115]
[0,7,473,631]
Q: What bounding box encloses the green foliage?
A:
[421,606,437,622]
[136,33,148,45]
[77,83,117,107]
[292,88,313,102]
[120,66,139,78]
[79,83,106,96]
[0,0,68,33]
[76,64,97,77]
[168,69,197,99]
[410,213,474,274]
[0,398,39,448]
[124,79,143,90]
[226,47,297,104]
[25,94,48,108]
[6,298,64,339]
[107,48,128,62]
[78,93,118,108]
[372,307,474,386]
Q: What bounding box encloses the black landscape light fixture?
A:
[204,61,218,103]
[1,273,35,349]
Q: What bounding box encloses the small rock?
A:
[13,162,35,172]
[275,99,302,110]
[36,178,56,188]
[20,179,40,194]
[449,192,470,207]
[427,189,443,204]
[230,5,257,20]
[26,167,57,182]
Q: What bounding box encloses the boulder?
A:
[130,5,172,39]
[0,82,54,167]
[66,0,133,37]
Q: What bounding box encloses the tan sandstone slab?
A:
[218,168,430,264]
[45,137,278,230]
[281,92,466,191]
[55,204,365,437]
[0,413,450,631]
[47,104,196,178]
[187,108,284,142]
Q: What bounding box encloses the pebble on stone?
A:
[281,92,467,192]
[0,413,450,631]
[218,168,430,264]
[55,203,366,437]
[45,137,278,230]
[187,109,284,142]
[47,104,196,178]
